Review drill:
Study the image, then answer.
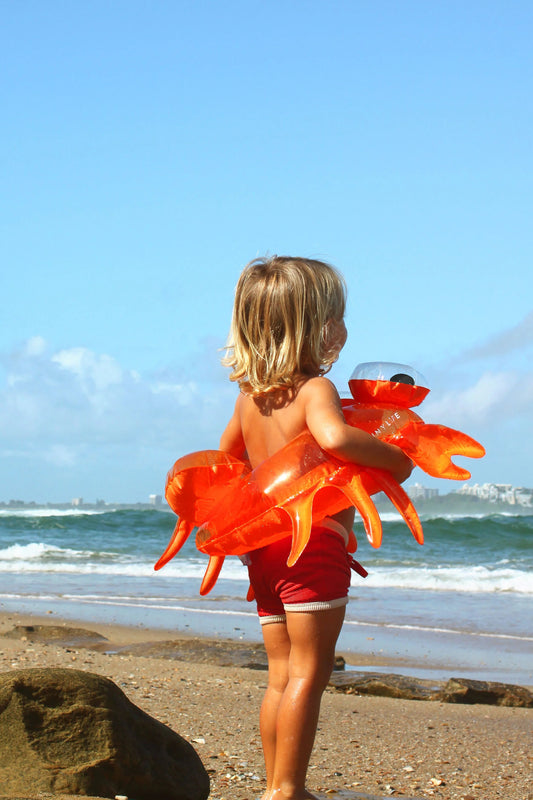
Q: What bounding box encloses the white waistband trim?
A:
[285,596,349,612]
[316,517,350,547]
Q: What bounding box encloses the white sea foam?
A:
[371,512,401,523]
[342,617,533,642]
[0,590,259,618]
[0,560,163,577]
[64,596,259,617]
[0,508,107,518]
[364,564,533,594]
[0,548,250,581]
[366,509,527,523]
[1,550,529,594]
[0,542,60,560]
[0,542,103,561]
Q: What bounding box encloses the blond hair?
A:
[222,256,347,395]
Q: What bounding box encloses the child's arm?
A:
[219,395,246,459]
[303,377,413,483]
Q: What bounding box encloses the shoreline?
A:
[1,609,532,693]
[0,609,403,670]
[2,589,531,689]
[1,610,532,800]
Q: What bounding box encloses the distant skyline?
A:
[2,1,532,501]
[2,477,531,508]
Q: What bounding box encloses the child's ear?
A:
[323,319,347,352]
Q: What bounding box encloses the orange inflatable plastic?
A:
[155,363,485,595]
[341,362,485,480]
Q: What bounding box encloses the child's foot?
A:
[269,789,319,800]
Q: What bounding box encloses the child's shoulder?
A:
[300,375,336,389]
[299,375,340,402]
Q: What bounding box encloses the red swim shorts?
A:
[247,525,352,624]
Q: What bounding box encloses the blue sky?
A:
[1,0,532,502]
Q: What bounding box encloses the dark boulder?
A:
[0,668,210,800]
[329,670,439,701]
[112,636,269,670]
[437,677,533,707]
[2,624,108,648]
[329,670,533,707]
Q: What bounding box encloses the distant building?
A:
[407,483,439,500]
[149,494,163,506]
[71,497,83,507]
[457,482,533,507]
[515,488,533,507]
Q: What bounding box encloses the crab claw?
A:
[154,519,194,570]
[404,424,486,480]
[200,555,226,595]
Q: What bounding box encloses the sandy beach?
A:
[0,611,531,800]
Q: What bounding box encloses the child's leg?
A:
[265,606,346,800]
[260,621,291,796]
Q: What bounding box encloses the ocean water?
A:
[0,506,531,686]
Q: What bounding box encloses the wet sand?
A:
[0,611,531,800]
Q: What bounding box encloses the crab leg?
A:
[332,473,383,548]
[284,469,385,566]
[369,469,424,544]
[154,519,194,571]
[284,492,315,567]
[200,555,226,595]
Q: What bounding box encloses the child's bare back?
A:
[222,374,411,478]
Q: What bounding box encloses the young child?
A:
[219,256,412,800]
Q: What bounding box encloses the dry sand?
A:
[0,612,531,800]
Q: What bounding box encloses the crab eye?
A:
[349,361,426,388]
[389,373,415,385]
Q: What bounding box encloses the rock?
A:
[0,668,210,800]
[436,677,533,707]
[3,624,270,670]
[2,624,108,648]
[329,671,439,701]
[329,671,533,707]
[111,637,269,670]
